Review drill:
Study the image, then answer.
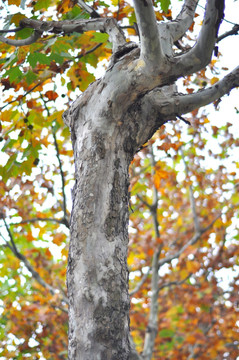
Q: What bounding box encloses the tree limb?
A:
[1,218,68,304]
[167,0,198,42]
[181,149,200,233]
[147,66,239,120]
[177,0,225,74]
[8,217,70,228]
[0,30,41,46]
[142,146,162,360]
[129,268,150,296]
[0,17,126,53]
[217,24,239,43]
[76,0,101,18]
[133,0,164,67]
[157,212,222,268]
[1,81,44,111]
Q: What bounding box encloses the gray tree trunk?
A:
[61,1,238,359]
[0,0,238,358]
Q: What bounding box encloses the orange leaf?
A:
[45,90,58,101]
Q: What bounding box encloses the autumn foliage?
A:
[0,0,238,359]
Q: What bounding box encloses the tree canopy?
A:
[0,0,239,359]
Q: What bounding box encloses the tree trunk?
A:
[65,78,139,359]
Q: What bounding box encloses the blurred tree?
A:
[0,0,238,359]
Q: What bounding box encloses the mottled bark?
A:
[3,0,238,358]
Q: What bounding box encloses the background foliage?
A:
[0,0,238,359]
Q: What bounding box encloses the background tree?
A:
[0,0,239,359]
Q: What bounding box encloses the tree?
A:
[0,0,239,359]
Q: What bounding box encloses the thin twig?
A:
[217,24,239,43]
[1,81,43,111]
[157,212,222,268]
[1,218,69,304]
[40,94,69,223]
[157,273,191,293]
[180,148,200,233]
[7,217,69,228]
[129,268,151,296]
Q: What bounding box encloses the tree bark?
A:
[64,77,140,359]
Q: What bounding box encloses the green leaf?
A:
[25,70,38,85]
[49,53,65,65]
[91,32,109,43]
[160,0,171,12]
[159,329,175,338]
[28,53,51,67]
[34,0,52,10]
[5,67,23,83]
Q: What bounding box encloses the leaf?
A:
[5,67,23,83]
[28,53,51,67]
[91,32,109,43]
[210,76,219,85]
[160,0,171,12]
[159,329,175,338]
[45,91,58,101]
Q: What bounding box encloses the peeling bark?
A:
[3,0,239,358]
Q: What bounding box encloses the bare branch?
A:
[167,0,199,42]
[133,0,164,67]
[177,0,225,73]
[0,27,23,33]
[1,81,44,111]
[217,24,239,43]
[8,217,69,228]
[1,218,68,303]
[157,212,222,268]
[129,268,150,297]
[147,66,239,120]
[76,0,101,18]
[40,94,69,224]
[180,149,200,233]
[0,30,41,46]
[0,17,126,53]
[158,273,191,292]
[142,146,162,360]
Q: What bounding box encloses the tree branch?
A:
[0,17,126,53]
[181,149,200,233]
[1,218,68,304]
[217,24,239,43]
[133,0,164,67]
[167,0,198,42]
[177,0,225,73]
[157,212,222,268]
[76,0,101,18]
[157,273,191,292]
[147,66,239,120]
[40,94,69,225]
[52,127,69,222]
[1,81,44,111]
[0,30,41,46]
[8,217,69,228]
[129,268,150,297]
[142,146,162,360]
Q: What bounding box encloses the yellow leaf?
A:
[210,77,219,85]
[10,13,25,25]
[9,0,20,5]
